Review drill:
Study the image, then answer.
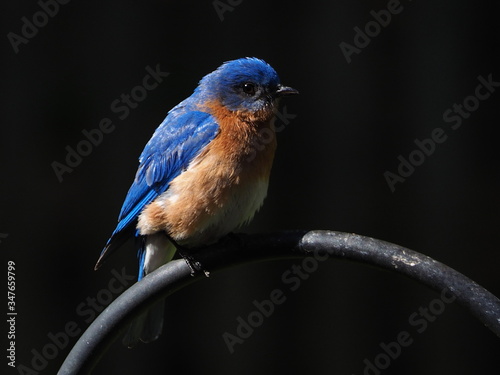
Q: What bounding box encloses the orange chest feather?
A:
[202,101,277,181]
[137,101,278,243]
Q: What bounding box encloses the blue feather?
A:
[95,106,219,268]
[136,236,146,280]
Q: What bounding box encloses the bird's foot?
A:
[166,234,210,277]
[181,253,210,278]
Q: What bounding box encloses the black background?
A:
[2,0,499,374]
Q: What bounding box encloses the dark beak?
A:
[275,84,299,97]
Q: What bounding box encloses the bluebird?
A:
[94,57,298,347]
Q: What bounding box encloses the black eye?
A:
[241,82,256,96]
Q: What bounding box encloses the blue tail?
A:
[122,233,176,347]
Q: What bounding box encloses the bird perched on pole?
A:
[94,57,298,347]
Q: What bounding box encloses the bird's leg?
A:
[164,234,209,277]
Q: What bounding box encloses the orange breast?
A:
[137,101,277,246]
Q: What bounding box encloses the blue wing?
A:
[95,107,219,269]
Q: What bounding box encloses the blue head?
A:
[196,57,298,114]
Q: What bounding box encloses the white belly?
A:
[137,156,271,247]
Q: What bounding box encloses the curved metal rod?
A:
[58,230,500,374]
